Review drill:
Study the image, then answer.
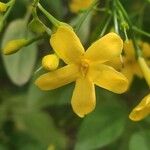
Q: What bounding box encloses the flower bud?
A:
[0,2,8,13]
[121,21,129,30]
[69,0,93,13]
[3,39,28,55]
[42,54,59,71]
[138,57,150,86]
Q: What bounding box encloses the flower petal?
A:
[121,65,134,86]
[84,32,123,62]
[123,40,135,60]
[133,63,142,78]
[142,42,150,58]
[142,42,150,66]
[89,63,128,94]
[71,77,96,117]
[129,94,150,121]
[35,64,79,90]
[106,56,123,71]
[50,25,85,64]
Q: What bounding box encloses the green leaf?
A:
[1,19,37,86]
[129,131,150,150]
[0,143,8,150]
[27,81,74,109]
[75,94,127,150]
[11,132,46,150]
[14,111,66,149]
[0,105,7,128]
[144,116,150,124]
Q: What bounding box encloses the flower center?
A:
[80,59,89,77]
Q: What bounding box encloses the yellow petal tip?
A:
[76,113,85,118]
[129,94,150,121]
[129,110,142,121]
[34,76,49,91]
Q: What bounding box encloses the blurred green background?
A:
[0,0,150,149]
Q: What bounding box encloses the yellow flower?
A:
[35,25,128,117]
[42,54,59,71]
[108,40,143,86]
[122,41,143,83]
[130,56,150,121]
[0,2,7,13]
[70,0,93,13]
[142,42,150,65]
[129,93,150,121]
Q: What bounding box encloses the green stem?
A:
[90,0,111,42]
[116,0,142,58]
[99,16,112,37]
[123,27,129,41]
[31,0,51,35]
[116,0,131,26]
[113,0,119,34]
[75,0,99,32]
[38,19,52,35]
[26,34,48,46]
[38,3,60,27]
[32,0,40,7]
[32,6,38,19]
[34,66,43,75]
[0,0,16,32]
[94,7,112,15]
[117,0,150,85]
[117,10,129,41]
[133,26,150,38]
[6,0,15,6]
[3,0,15,21]
[32,0,40,18]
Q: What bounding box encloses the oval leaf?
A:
[1,19,37,86]
[14,111,66,149]
[129,131,150,150]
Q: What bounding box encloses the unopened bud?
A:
[3,39,28,55]
[121,21,129,30]
[69,0,93,13]
[42,54,59,71]
[0,2,8,13]
[138,57,150,86]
